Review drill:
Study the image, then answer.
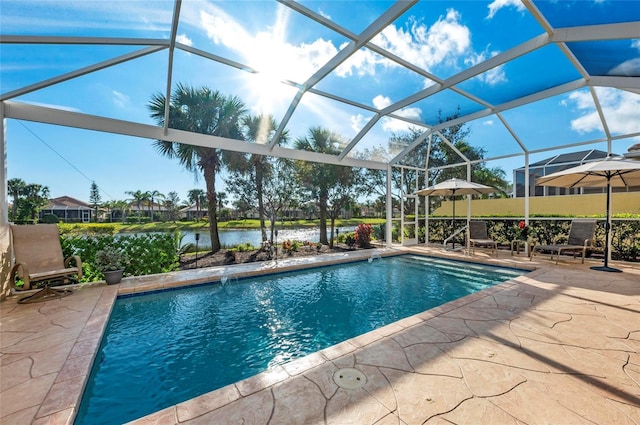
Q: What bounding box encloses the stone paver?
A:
[1,247,639,424]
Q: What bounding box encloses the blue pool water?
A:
[75,255,524,425]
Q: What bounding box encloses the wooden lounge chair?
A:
[10,224,82,303]
[530,219,596,264]
[468,221,497,255]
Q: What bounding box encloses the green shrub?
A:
[418,218,639,262]
[290,240,301,252]
[60,232,180,282]
[126,215,150,224]
[345,234,356,248]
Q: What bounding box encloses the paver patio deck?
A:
[1,247,639,424]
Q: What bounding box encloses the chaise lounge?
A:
[10,223,82,303]
[468,221,497,255]
[530,219,597,264]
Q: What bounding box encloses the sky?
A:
[1,0,639,205]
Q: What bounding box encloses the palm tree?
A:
[147,190,165,221]
[113,200,130,223]
[8,178,26,221]
[101,200,115,222]
[294,127,344,245]
[187,188,206,220]
[149,84,246,252]
[164,191,181,222]
[216,191,228,213]
[224,114,288,242]
[125,190,147,223]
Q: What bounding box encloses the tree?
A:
[216,191,227,213]
[149,83,246,252]
[8,178,26,221]
[232,198,252,219]
[147,190,164,221]
[125,190,148,223]
[164,191,181,222]
[14,183,49,222]
[102,200,116,222]
[326,166,363,247]
[262,158,300,243]
[224,114,288,243]
[89,181,101,222]
[427,109,509,198]
[113,200,129,223]
[294,127,345,245]
[187,189,206,220]
[360,109,509,216]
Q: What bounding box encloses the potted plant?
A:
[94,245,129,284]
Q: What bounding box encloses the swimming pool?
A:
[75,255,525,424]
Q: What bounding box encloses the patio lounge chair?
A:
[9,224,82,303]
[530,219,596,265]
[468,221,497,255]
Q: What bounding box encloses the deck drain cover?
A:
[333,368,366,390]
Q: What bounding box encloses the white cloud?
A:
[176,33,193,47]
[486,0,526,19]
[197,4,338,83]
[609,58,640,76]
[483,120,494,126]
[394,106,422,121]
[373,11,470,73]
[380,106,422,133]
[371,95,421,132]
[336,44,393,78]
[113,90,129,108]
[351,114,365,132]
[372,95,392,110]
[318,9,331,20]
[189,3,505,87]
[567,88,640,135]
[633,39,640,50]
[464,46,506,85]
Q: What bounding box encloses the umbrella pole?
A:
[591,177,621,273]
[451,194,456,250]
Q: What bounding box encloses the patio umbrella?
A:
[536,156,640,272]
[416,178,496,249]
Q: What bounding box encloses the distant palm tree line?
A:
[100,188,223,223]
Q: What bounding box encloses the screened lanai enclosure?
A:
[1,0,639,246]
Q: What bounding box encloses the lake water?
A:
[140,228,340,248]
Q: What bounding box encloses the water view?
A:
[136,228,339,248]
